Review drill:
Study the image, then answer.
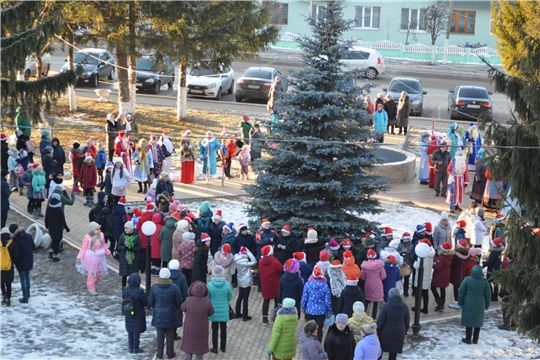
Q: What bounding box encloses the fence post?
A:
[466,48,470,63]
[399,43,404,58]
[367,41,371,49]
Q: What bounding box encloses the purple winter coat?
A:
[180,282,215,356]
[361,259,386,302]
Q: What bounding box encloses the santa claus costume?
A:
[114,130,132,177]
[446,149,469,212]
[427,135,439,188]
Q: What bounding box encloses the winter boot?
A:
[137,181,143,193]
[5,298,10,307]
[18,187,24,196]
[498,317,511,331]
[461,327,472,344]
[435,298,444,312]
[53,254,60,262]
[88,196,95,207]
[38,207,44,217]
[242,315,252,321]
[143,182,148,194]
[33,209,39,219]
[1,296,5,305]
[83,196,89,206]
[472,327,480,344]
[27,203,32,214]
[491,286,499,302]
[73,185,82,193]
[262,316,269,326]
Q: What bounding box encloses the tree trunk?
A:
[35,55,43,79]
[176,62,188,121]
[117,43,132,115]
[128,2,137,114]
[67,28,77,111]
[128,59,136,114]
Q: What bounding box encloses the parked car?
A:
[186,63,234,100]
[136,56,175,95]
[24,54,51,80]
[383,77,427,116]
[448,85,493,121]
[60,48,115,87]
[236,66,287,102]
[340,46,384,79]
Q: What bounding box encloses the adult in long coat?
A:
[181,281,215,357]
[159,216,177,266]
[383,95,397,133]
[117,223,142,287]
[258,246,284,322]
[249,125,264,161]
[413,241,436,313]
[168,259,189,332]
[458,265,491,344]
[44,192,70,260]
[106,114,119,161]
[396,92,411,135]
[10,224,35,302]
[122,273,148,354]
[1,170,11,228]
[268,299,298,360]
[199,131,222,179]
[274,228,297,265]
[148,268,183,359]
[338,280,365,318]
[0,230,20,306]
[207,266,233,353]
[278,259,304,316]
[191,236,210,284]
[449,240,470,306]
[376,288,410,358]
[111,202,127,245]
[324,318,356,360]
[208,217,225,256]
[360,253,386,318]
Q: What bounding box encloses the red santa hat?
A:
[496,213,506,221]
[346,274,358,286]
[293,252,306,262]
[0,134,6,141]
[329,259,342,268]
[118,130,126,137]
[401,232,411,240]
[367,249,377,259]
[238,222,248,231]
[319,250,330,262]
[261,218,270,226]
[342,238,352,249]
[419,238,432,247]
[441,242,453,251]
[490,238,502,248]
[222,243,231,256]
[200,233,211,242]
[133,208,143,218]
[424,222,433,235]
[213,210,223,221]
[363,232,375,239]
[383,227,393,237]
[281,224,291,234]
[261,245,274,257]
[312,266,324,278]
[343,249,353,259]
[328,238,340,251]
[457,239,469,249]
[145,202,156,212]
[284,259,300,273]
[456,220,467,229]
[117,197,126,206]
[387,255,396,264]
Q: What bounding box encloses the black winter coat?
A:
[191,240,209,284]
[155,179,173,197]
[208,220,225,256]
[44,200,69,241]
[338,285,365,318]
[377,295,410,354]
[117,230,142,277]
[278,271,304,306]
[42,154,57,178]
[1,142,8,170]
[90,192,109,222]
[299,261,313,284]
[96,207,114,238]
[1,177,11,211]
[123,273,148,334]
[148,279,183,329]
[231,233,256,255]
[170,269,189,326]
[324,324,356,360]
[303,240,325,268]
[112,205,127,241]
[12,228,35,272]
[1,234,20,283]
[274,235,298,265]
[51,139,66,175]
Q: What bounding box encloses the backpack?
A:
[25,139,35,153]
[121,292,137,316]
[0,241,12,271]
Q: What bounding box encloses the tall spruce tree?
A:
[487,0,540,342]
[245,1,388,238]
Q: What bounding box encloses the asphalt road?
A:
[47,49,514,124]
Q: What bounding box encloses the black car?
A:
[135,57,175,95]
[235,66,287,102]
[60,48,115,87]
[448,85,493,121]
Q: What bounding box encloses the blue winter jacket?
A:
[112,204,127,242]
[232,233,256,255]
[148,279,183,329]
[155,178,174,197]
[299,261,313,284]
[302,278,332,316]
[373,109,388,133]
[255,228,279,259]
[382,263,402,302]
[123,273,149,334]
[197,209,213,235]
[278,271,304,306]
[12,228,35,272]
[1,176,12,211]
[353,333,382,360]
[96,149,107,169]
[207,278,233,322]
[21,170,33,199]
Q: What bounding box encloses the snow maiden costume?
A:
[465,123,482,171]
[199,131,222,184]
[419,132,430,184]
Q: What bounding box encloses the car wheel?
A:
[43,63,50,76]
[24,69,30,81]
[215,88,222,101]
[228,80,234,94]
[108,68,115,80]
[365,68,378,80]
[168,75,174,88]
[91,74,99,87]
[235,94,242,102]
[152,81,161,95]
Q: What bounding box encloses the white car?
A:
[340,46,384,79]
[186,64,235,100]
[24,54,51,80]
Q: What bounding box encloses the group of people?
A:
[365,91,411,143]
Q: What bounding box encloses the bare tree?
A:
[423,5,448,63]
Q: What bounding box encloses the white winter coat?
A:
[413,247,436,290]
[234,251,257,288]
[471,215,487,246]
[433,220,452,251]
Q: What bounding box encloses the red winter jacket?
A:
[431,253,454,288]
[450,251,470,286]
[79,162,97,189]
[150,213,163,259]
[136,211,155,249]
[258,255,283,300]
[224,139,238,159]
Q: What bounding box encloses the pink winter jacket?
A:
[177,240,197,270]
[361,259,387,302]
[77,233,111,260]
[213,251,236,283]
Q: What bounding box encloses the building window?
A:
[355,6,381,29]
[450,10,475,34]
[271,3,288,25]
[401,8,427,31]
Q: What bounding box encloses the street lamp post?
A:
[412,242,430,336]
[141,221,157,298]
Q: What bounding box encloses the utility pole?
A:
[443,0,454,65]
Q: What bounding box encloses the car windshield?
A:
[189,67,219,76]
[389,80,421,94]
[73,53,99,65]
[243,69,272,80]
[459,88,489,99]
[136,58,157,71]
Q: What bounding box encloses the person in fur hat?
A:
[258,245,284,325]
[76,222,111,295]
[431,242,455,312]
[448,239,471,309]
[172,219,189,261]
[133,138,153,194]
[339,275,365,317]
[156,191,170,213]
[278,259,304,317]
[482,237,504,302]
[412,239,436,314]
[361,249,386,319]
[382,255,401,302]
[326,259,347,315]
[177,232,197,286]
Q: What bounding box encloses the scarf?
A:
[161,135,173,153]
[328,269,347,297]
[124,233,138,265]
[90,234,103,251]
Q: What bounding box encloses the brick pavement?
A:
[7,128,501,360]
